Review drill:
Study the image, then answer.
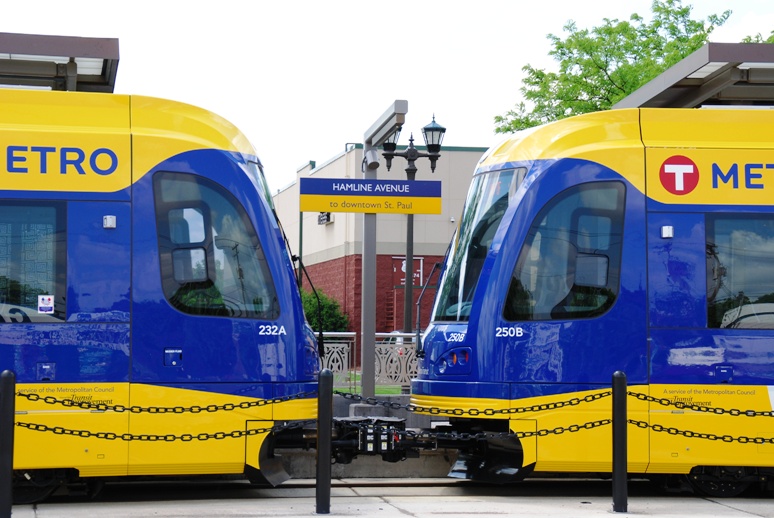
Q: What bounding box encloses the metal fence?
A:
[320,332,418,393]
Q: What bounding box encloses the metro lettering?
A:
[5,145,118,176]
[30,146,55,173]
[746,163,763,189]
[6,146,25,172]
[712,163,738,188]
[712,163,774,189]
[61,147,87,174]
[91,148,118,175]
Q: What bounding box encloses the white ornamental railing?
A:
[318,332,418,392]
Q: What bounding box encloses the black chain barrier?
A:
[627,418,774,444]
[333,389,612,416]
[15,388,774,444]
[14,419,316,442]
[15,390,317,414]
[628,391,774,417]
[13,390,317,442]
[333,389,774,444]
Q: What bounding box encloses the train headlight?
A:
[434,347,472,376]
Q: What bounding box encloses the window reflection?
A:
[0,203,65,322]
[154,172,279,319]
[504,182,625,321]
[432,168,525,321]
[708,216,774,329]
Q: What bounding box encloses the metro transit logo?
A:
[659,155,699,195]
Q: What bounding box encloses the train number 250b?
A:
[495,326,524,338]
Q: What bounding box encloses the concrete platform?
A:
[10,477,774,518]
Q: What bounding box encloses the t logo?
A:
[660,155,699,195]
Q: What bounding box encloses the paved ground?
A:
[9,478,774,518]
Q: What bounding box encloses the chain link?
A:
[628,418,774,444]
[333,390,612,417]
[15,419,316,442]
[627,391,774,417]
[16,391,317,414]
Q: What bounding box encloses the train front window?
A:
[432,168,525,321]
[154,172,279,319]
[247,160,275,212]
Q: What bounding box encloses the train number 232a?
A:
[258,324,287,335]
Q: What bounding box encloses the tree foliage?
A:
[301,289,349,332]
[494,0,731,133]
[743,31,774,44]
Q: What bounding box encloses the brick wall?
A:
[299,253,444,366]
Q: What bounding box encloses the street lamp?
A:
[381,116,446,333]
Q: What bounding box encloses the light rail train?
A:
[0,88,319,502]
[411,106,774,497]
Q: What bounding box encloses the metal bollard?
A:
[612,370,627,513]
[315,369,332,514]
[0,370,15,518]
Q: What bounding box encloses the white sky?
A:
[3,1,773,192]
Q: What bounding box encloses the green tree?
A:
[301,289,349,332]
[743,31,774,43]
[494,0,731,133]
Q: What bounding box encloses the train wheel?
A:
[12,470,62,504]
[689,477,751,497]
[688,467,753,498]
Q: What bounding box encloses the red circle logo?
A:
[659,155,699,195]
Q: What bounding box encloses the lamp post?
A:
[382,116,446,333]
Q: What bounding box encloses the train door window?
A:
[503,181,625,321]
[0,202,66,322]
[154,172,279,319]
[707,216,774,329]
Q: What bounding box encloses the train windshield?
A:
[247,160,275,211]
[432,167,525,321]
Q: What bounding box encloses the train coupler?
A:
[332,416,423,464]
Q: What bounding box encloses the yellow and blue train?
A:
[0,89,319,501]
[412,107,774,496]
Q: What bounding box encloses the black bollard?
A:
[0,370,15,518]
[315,369,332,514]
[612,370,627,513]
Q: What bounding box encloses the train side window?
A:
[169,208,205,244]
[503,182,625,321]
[172,248,208,283]
[707,216,774,329]
[0,202,66,322]
[154,172,279,319]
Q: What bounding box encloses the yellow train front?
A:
[0,89,319,502]
[413,107,774,496]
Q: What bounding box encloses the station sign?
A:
[299,178,442,214]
